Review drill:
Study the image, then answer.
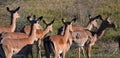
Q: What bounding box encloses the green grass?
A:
[0,0,120,58]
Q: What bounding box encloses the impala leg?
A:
[86,45,92,58]
[38,40,41,58]
[78,47,81,58]
[63,51,66,58]
[54,50,59,58]
[36,39,41,58]
[36,42,39,58]
[81,47,86,58]
[3,47,13,58]
[39,41,41,58]
[38,47,41,58]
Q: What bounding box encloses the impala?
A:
[1,16,43,39]
[85,15,117,58]
[1,15,42,58]
[58,15,101,58]
[0,7,20,33]
[72,15,116,58]
[58,15,101,35]
[35,19,54,58]
[44,18,75,58]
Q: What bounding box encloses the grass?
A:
[0,0,120,58]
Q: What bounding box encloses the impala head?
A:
[7,7,20,19]
[100,16,116,29]
[27,15,43,29]
[62,18,76,32]
[43,19,54,32]
[88,15,101,29]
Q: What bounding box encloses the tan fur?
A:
[70,15,100,58]
[0,16,43,40]
[72,19,98,31]
[1,16,38,58]
[36,25,52,39]
[36,24,53,58]
[86,16,116,58]
[48,22,73,58]
[24,23,42,35]
[0,7,20,33]
[1,32,28,39]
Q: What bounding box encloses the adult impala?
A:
[35,19,54,58]
[44,18,75,58]
[1,15,42,58]
[1,16,43,39]
[58,15,100,35]
[85,15,117,58]
[58,15,101,58]
[72,15,116,58]
[0,7,20,33]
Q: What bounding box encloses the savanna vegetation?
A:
[0,0,120,58]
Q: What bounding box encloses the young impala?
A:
[44,18,75,58]
[0,7,20,33]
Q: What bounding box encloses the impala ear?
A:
[37,16,43,21]
[98,15,104,21]
[106,17,111,23]
[27,16,32,23]
[88,15,92,19]
[43,20,48,25]
[71,18,76,23]
[6,7,11,12]
[94,15,102,21]
[62,18,66,24]
[14,7,20,12]
[48,19,55,25]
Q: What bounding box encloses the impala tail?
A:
[44,36,55,58]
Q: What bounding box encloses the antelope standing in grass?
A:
[35,19,54,58]
[23,17,54,58]
[1,16,43,39]
[58,15,101,58]
[1,15,41,58]
[58,15,100,35]
[84,15,117,58]
[1,16,54,58]
[0,7,20,33]
[44,18,75,58]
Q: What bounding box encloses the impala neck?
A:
[96,25,105,39]
[63,26,71,42]
[29,24,36,43]
[85,23,93,30]
[10,16,17,32]
[41,26,50,38]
